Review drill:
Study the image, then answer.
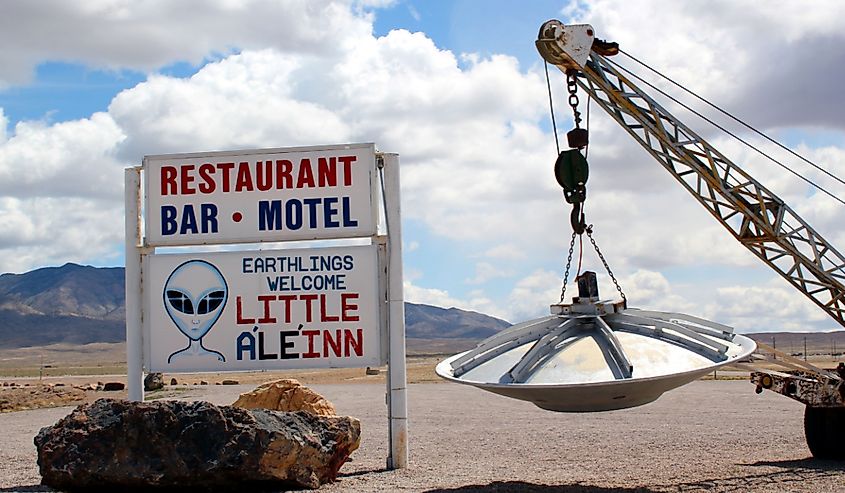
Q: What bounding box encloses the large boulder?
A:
[233,379,337,416]
[34,398,360,490]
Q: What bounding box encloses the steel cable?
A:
[602,53,845,207]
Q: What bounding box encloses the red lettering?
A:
[277,294,296,323]
[320,294,339,322]
[161,166,177,195]
[276,160,293,188]
[339,155,356,186]
[217,162,234,192]
[256,161,273,191]
[296,158,315,188]
[235,162,254,192]
[341,293,359,322]
[236,296,255,324]
[179,164,196,195]
[198,163,216,193]
[300,293,318,322]
[344,328,363,357]
[317,157,337,187]
[323,329,342,357]
[302,330,321,358]
[257,295,276,324]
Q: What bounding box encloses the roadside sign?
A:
[144,246,382,372]
[126,144,407,469]
[144,143,377,246]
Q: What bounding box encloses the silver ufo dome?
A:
[436,272,756,412]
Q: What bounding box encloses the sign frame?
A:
[125,144,407,469]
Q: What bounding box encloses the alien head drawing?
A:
[164,260,227,364]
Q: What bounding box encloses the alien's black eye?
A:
[197,290,225,315]
[166,290,194,314]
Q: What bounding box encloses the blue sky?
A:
[1,0,845,333]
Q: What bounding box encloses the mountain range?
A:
[0,263,511,349]
[2,263,844,355]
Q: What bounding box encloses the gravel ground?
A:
[1,380,843,492]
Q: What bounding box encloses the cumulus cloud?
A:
[464,261,514,285]
[0,0,843,334]
[566,0,845,131]
[0,0,374,87]
[404,279,504,321]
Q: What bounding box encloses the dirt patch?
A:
[0,385,88,413]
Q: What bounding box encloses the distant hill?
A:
[4,263,842,355]
[0,263,511,349]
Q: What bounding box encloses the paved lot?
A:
[1,380,843,492]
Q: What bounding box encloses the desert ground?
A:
[1,372,844,492]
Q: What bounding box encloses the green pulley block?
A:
[554,149,589,204]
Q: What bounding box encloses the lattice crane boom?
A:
[537,20,845,330]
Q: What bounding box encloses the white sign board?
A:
[144,245,382,372]
[144,143,377,246]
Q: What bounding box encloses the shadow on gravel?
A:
[425,482,658,492]
[745,457,845,471]
[337,468,388,478]
[666,459,845,492]
[0,486,53,492]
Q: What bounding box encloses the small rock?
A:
[222,380,239,385]
[102,382,125,392]
[233,379,336,416]
[144,372,164,391]
[365,367,380,375]
[54,383,65,387]
[200,381,209,386]
[34,399,360,490]
[170,378,178,386]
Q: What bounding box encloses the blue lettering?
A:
[181,205,198,234]
[258,200,282,231]
[161,205,178,235]
[324,197,339,228]
[285,199,302,230]
[303,198,321,228]
[200,204,218,233]
[342,196,358,227]
[237,329,257,361]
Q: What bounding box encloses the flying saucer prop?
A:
[436,272,756,412]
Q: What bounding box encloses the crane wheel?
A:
[804,405,845,460]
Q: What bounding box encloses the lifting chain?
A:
[557,71,625,305]
[567,72,582,129]
[559,224,628,306]
[587,227,627,306]
[559,231,578,303]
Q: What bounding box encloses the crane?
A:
[536,20,844,459]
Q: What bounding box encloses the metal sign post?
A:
[124,143,408,468]
[381,153,408,469]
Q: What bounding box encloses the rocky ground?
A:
[0,380,843,492]
[0,384,88,413]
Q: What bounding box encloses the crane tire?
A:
[804,405,845,460]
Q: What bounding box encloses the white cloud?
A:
[0,113,125,199]
[403,279,504,320]
[0,0,843,334]
[405,240,419,253]
[567,0,845,130]
[0,0,375,86]
[464,261,513,285]
[505,269,563,321]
